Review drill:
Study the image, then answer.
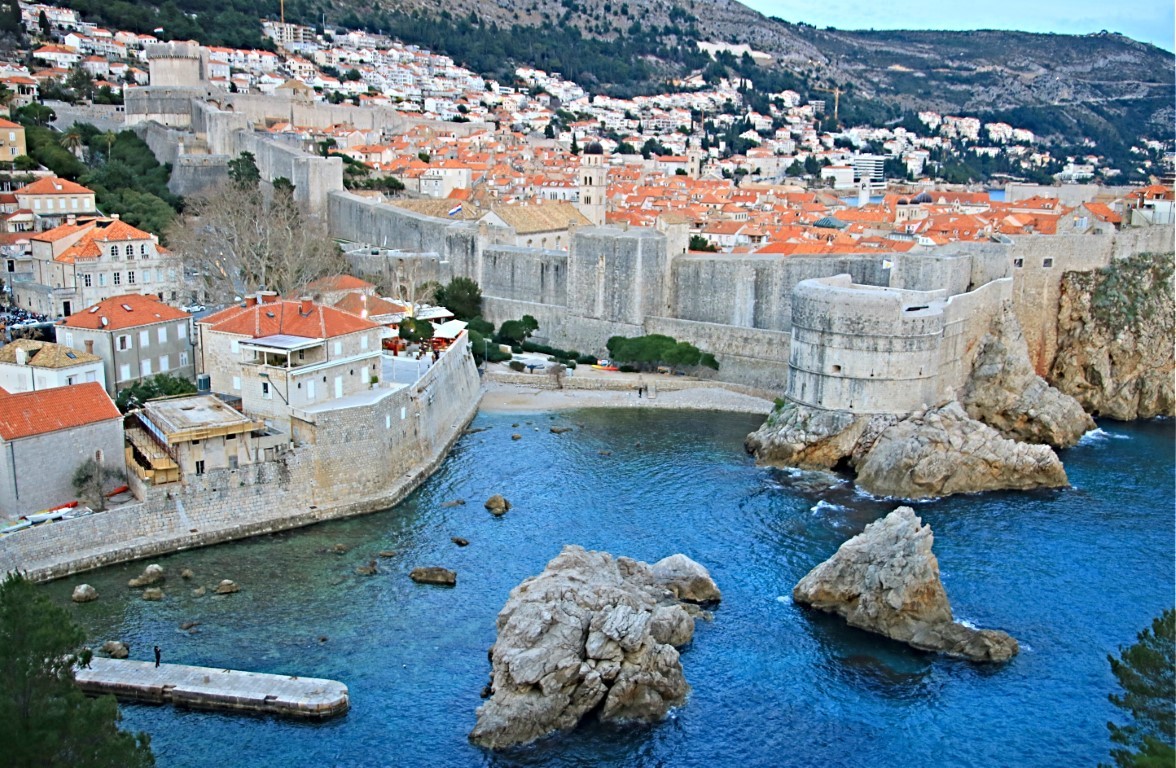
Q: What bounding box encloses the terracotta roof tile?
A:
[201,298,378,339]
[307,274,374,292]
[60,294,190,330]
[16,177,94,196]
[0,339,100,368]
[0,381,120,441]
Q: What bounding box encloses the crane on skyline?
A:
[815,85,845,124]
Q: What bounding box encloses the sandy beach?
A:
[478,378,775,415]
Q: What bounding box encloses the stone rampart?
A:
[1009,226,1174,372]
[644,316,792,391]
[48,102,127,133]
[329,191,479,264]
[0,337,481,581]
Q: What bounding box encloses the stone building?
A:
[0,339,105,393]
[125,394,287,488]
[0,118,27,161]
[13,177,98,231]
[197,292,383,422]
[19,216,183,318]
[0,381,123,515]
[56,294,195,397]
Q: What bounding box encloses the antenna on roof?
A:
[100,317,108,327]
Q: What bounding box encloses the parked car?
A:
[181,303,206,313]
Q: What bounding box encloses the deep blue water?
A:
[43,410,1174,768]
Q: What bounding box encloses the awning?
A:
[431,319,468,340]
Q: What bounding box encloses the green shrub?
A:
[619,364,637,373]
[576,354,598,365]
[508,360,525,372]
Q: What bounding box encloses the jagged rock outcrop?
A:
[744,400,879,469]
[469,545,719,750]
[963,310,1094,447]
[856,402,1068,499]
[748,400,1067,499]
[1050,253,1175,420]
[794,507,1019,662]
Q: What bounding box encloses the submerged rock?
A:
[485,495,511,515]
[411,567,457,586]
[128,564,164,588]
[71,584,98,603]
[855,402,1067,498]
[214,579,240,595]
[451,536,470,547]
[142,588,164,601]
[469,545,720,750]
[793,507,1018,662]
[100,640,129,659]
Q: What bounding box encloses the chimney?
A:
[299,296,313,315]
[15,347,26,366]
[66,214,76,225]
[84,339,94,354]
[258,290,278,304]
[244,295,258,307]
[110,213,119,221]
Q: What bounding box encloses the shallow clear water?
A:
[42,411,1174,768]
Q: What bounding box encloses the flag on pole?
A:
[447,204,462,217]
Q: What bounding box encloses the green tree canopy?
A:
[115,373,197,413]
[434,276,482,320]
[0,572,155,767]
[606,334,719,371]
[227,151,260,188]
[1106,609,1175,768]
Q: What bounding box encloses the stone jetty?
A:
[74,657,349,719]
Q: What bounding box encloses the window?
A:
[127,270,135,284]
[333,340,342,355]
[307,379,316,400]
[71,197,78,210]
[118,363,131,380]
[110,245,119,258]
[232,376,240,390]
[1043,258,1054,268]
[66,375,75,385]
[195,460,205,476]
[178,323,186,339]
[139,330,149,347]
[159,355,169,372]
[117,335,130,350]
[361,335,368,350]
[230,339,240,354]
[85,370,96,382]
[157,326,167,343]
[126,245,134,260]
[228,456,238,470]
[1013,258,1024,268]
[98,273,107,287]
[140,244,147,256]
[33,199,39,210]
[261,381,272,399]
[82,273,92,287]
[65,332,73,347]
[112,272,121,286]
[140,359,152,376]
[180,351,189,367]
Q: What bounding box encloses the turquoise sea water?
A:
[42,410,1174,768]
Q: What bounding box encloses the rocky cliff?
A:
[746,303,1082,499]
[1050,253,1175,420]
[793,507,1019,662]
[469,546,720,750]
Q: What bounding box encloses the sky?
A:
[742,0,1176,52]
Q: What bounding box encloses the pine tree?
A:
[0,573,155,767]
[1105,609,1176,767]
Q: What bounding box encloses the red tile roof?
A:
[0,381,120,441]
[59,293,190,330]
[16,177,94,196]
[201,298,378,339]
[307,274,374,292]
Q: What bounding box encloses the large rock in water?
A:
[962,309,1094,448]
[128,564,164,588]
[856,402,1067,499]
[744,399,880,469]
[793,507,1018,662]
[469,545,719,749]
[1050,253,1175,420]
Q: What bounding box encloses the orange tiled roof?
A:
[60,294,190,330]
[201,297,378,339]
[307,274,374,292]
[16,177,94,196]
[333,292,408,319]
[0,381,120,441]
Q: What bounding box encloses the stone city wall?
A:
[644,316,792,391]
[0,337,481,581]
[48,101,127,133]
[1008,226,1174,373]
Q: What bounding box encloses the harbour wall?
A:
[0,336,482,582]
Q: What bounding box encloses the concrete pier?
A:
[75,657,349,719]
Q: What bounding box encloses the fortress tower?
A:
[576,143,607,227]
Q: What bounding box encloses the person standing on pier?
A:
[154,646,161,667]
